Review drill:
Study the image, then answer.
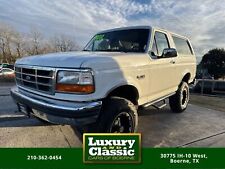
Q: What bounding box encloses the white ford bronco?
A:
[11,26,196,133]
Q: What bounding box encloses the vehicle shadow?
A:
[69,104,175,144]
[0,117,53,127]
[0,103,179,147]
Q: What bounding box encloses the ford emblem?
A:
[25,75,31,80]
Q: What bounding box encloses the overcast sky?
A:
[0,0,225,61]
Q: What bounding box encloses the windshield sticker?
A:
[95,34,105,41]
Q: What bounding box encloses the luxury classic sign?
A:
[83,133,141,163]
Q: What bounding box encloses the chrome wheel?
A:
[181,86,189,108]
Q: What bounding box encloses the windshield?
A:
[84,29,150,53]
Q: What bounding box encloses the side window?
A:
[154,32,169,56]
[172,36,193,55]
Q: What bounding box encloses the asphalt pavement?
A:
[0,82,225,147]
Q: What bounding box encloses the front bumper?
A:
[10,86,102,125]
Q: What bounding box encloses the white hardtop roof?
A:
[97,25,189,40]
[98,25,152,34]
[153,26,189,40]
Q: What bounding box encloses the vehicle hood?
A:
[16,51,149,70]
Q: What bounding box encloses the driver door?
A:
[148,31,178,101]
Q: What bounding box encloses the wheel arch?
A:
[181,72,191,84]
[106,84,139,105]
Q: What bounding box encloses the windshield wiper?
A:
[85,49,135,53]
[119,49,129,53]
[93,49,116,52]
[94,49,129,53]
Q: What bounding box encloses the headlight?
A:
[56,70,94,94]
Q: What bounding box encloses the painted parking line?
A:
[0,114,25,118]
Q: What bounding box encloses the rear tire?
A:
[85,97,138,133]
[169,81,189,113]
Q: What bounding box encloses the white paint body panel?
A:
[15,26,196,106]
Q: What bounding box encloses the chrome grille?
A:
[15,66,55,94]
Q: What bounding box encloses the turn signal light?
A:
[56,84,94,94]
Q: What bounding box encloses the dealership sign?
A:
[83,133,141,163]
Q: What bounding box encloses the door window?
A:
[152,32,170,57]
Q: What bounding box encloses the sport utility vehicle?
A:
[11,26,196,133]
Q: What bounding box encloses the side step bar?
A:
[152,99,167,109]
[142,92,175,109]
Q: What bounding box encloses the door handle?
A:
[170,60,176,64]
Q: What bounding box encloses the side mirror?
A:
[162,48,177,58]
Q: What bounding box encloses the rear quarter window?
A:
[172,36,193,56]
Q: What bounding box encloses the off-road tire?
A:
[85,97,138,133]
[169,81,189,113]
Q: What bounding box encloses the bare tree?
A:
[40,40,54,54]
[11,31,26,62]
[0,22,81,64]
[26,28,43,55]
[51,34,80,52]
[0,23,15,63]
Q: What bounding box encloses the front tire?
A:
[169,81,189,113]
[85,97,138,133]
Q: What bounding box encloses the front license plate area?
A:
[18,103,30,116]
